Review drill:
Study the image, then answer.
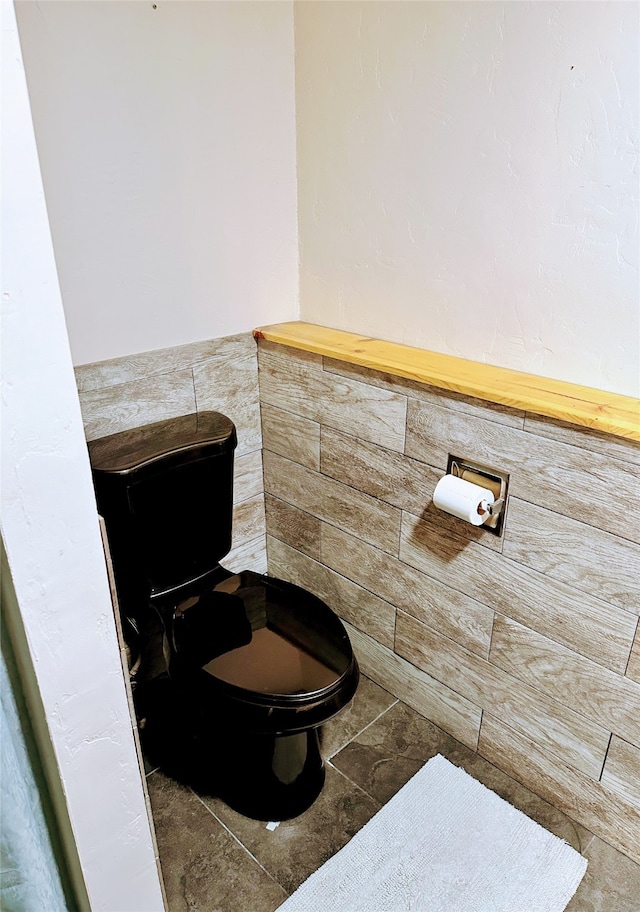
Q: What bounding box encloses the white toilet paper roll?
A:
[432,474,495,526]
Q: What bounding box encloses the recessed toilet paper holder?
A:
[446,454,510,536]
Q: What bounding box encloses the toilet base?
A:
[215,728,326,821]
[136,675,326,820]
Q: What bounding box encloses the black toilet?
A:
[89,411,359,820]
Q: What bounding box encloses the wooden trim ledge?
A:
[254,322,640,442]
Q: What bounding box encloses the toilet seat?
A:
[168,570,359,734]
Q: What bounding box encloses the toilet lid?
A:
[172,571,354,700]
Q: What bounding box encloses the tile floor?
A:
[146,676,640,911]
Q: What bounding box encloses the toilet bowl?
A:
[89,411,359,820]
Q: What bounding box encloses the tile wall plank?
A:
[268,537,396,648]
[261,404,320,469]
[232,494,266,549]
[258,338,324,369]
[320,426,441,514]
[395,611,609,779]
[193,334,262,456]
[479,714,640,864]
[400,512,637,673]
[601,737,640,809]
[343,622,482,751]
[489,615,640,747]
[406,399,640,543]
[405,503,504,553]
[503,499,640,614]
[320,523,494,659]
[263,451,401,555]
[627,627,640,684]
[234,451,263,504]
[258,348,407,452]
[524,414,640,467]
[265,495,322,561]
[75,333,255,393]
[323,357,526,429]
[223,536,267,575]
[79,370,197,441]
[75,335,246,392]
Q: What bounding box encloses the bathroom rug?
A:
[277,754,587,912]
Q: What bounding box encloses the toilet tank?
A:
[89,412,237,613]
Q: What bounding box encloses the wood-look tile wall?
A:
[258,338,640,863]
[75,332,267,572]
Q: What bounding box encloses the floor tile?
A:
[565,836,640,911]
[332,700,593,853]
[199,763,380,894]
[337,699,464,792]
[320,674,397,758]
[147,771,287,912]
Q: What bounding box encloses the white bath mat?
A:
[278,754,587,912]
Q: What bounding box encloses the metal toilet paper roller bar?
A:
[432,474,495,526]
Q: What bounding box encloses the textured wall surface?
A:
[2,4,165,907]
[75,332,267,573]
[259,339,640,862]
[295,2,639,396]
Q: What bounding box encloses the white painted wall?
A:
[16,0,298,366]
[296,1,640,397]
[1,4,165,909]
